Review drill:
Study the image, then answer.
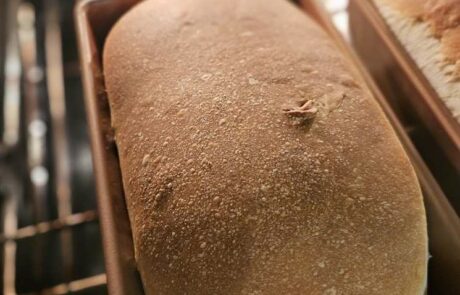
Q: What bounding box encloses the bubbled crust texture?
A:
[103,0,427,294]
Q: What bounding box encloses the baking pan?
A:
[75,1,143,294]
[349,0,460,212]
[75,0,460,294]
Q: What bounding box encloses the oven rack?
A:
[1,0,106,294]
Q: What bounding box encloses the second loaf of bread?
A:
[373,0,460,122]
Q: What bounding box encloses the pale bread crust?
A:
[103,0,427,294]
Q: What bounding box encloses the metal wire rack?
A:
[1,0,106,294]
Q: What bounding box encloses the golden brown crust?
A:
[443,27,460,76]
[425,0,460,36]
[103,0,427,294]
[378,0,426,19]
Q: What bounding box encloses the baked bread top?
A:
[104,0,428,294]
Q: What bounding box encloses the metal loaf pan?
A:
[75,0,460,293]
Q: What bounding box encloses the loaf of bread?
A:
[103,0,427,294]
[373,0,460,122]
